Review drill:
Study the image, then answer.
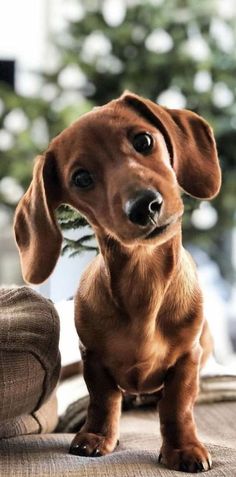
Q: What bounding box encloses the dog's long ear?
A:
[121,92,221,199]
[14,151,63,284]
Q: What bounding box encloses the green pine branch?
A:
[62,234,98,257]
[57,205,88,229]
[57,205,98,256]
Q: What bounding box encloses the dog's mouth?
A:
[142,214,183,241]
[144,223,169,240]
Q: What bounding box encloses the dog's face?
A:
[53,104,183,246]
[14,92,221,283]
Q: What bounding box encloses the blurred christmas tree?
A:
[0,0,235,279]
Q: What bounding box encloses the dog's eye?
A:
[72,169,94,189]
[132,133,153,154]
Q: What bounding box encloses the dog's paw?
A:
[69,432,119,457]
[158,443,212,473]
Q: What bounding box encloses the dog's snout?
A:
[124,189,163,227]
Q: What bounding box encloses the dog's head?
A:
[14,91,221,284]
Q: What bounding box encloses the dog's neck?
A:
[95,229,182,318]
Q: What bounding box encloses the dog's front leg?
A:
[70,350,122,457]
[158,346,212,472]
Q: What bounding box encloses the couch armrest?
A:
[0,286,61,438]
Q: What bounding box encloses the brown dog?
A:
[14,92,221,472]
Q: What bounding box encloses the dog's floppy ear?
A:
[121,92,221,199]
[14,151,63,284]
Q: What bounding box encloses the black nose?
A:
[124,189,163,226]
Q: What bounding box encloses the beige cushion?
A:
[0,286,60,438]
[0,403,236,476]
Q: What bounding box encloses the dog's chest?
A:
[104,327,171,394]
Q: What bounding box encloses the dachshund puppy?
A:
[14,92,221,472]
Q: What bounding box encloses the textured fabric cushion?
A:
[0,403,236,476]
[0,286,61,438]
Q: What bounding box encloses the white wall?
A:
[0,0,47,67]
[39,224,98,301]
[39,249,96,302]
[0,0,49,95]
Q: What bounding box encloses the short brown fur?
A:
[14,92,221,472]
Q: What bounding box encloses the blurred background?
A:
[0,0,235,365]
